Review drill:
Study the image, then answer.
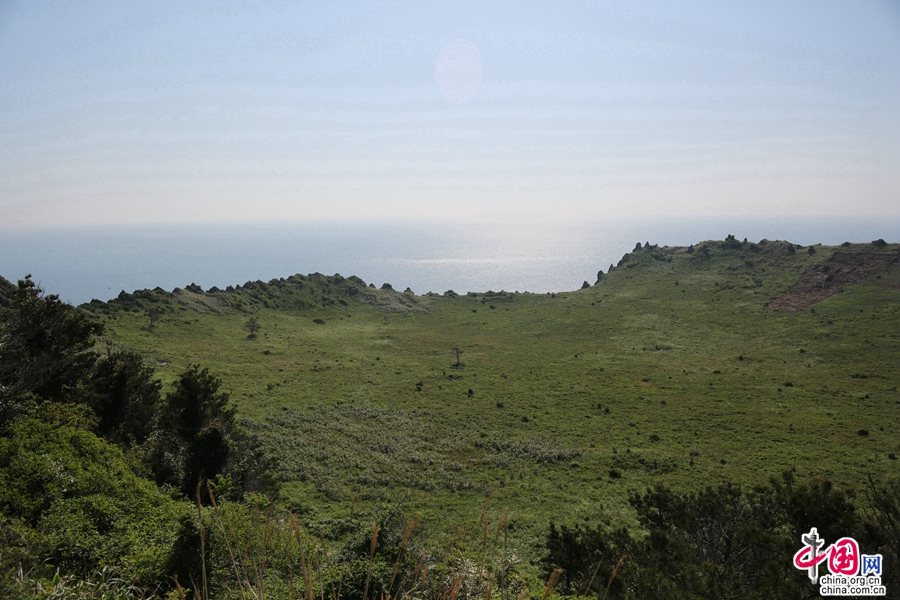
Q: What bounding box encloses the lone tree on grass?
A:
[243,316,261,339]
[451,347,463,368]
[147,308,162,330]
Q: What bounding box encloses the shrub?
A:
[0,276,100,409]
[243,316,261,338]
[543,521,624,596]
[85,350,161,446]
[148,366,236,498]
[0,419,179,586]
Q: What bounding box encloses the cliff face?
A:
[767,251,900,312]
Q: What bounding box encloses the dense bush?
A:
[85,350,161,446]
[542,471,898,599]
[0,418,181,593]
[148,366,236,499]
[0,276,100,415]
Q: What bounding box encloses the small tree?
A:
[147,308,162,330]
[451,347,463,367]
[243,316,261,339]
[0,275,100,409]
[86,350,161,445]
[150,365,235,497]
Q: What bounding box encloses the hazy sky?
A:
[1,0,899,227]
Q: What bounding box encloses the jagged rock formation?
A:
[82,272,431,315]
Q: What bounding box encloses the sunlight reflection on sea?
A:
[1,216,897,305]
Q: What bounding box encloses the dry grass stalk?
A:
[194,485,208,600]
[362,523,380,600]
[317,556,326,600]
[257,506,273,600]
[401,555,425,597]
[439,558,456,600]
[290,513,314,600]
[602,557,626,600]
[582,557,604,597]
[387,513,420,599]
[541,568,564,600]
[315,520,331,600]
[447,568,465,600]
[420,562,430,590]
[493,511,506,555]
[478,500,490,583]
[205,482,249,600]
[498,513,511,600]
[333,562,347,600]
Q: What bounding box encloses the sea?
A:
[1,215,898,306]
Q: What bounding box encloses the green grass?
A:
[85,238,900,561]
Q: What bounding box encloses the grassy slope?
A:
[83,238,900,560]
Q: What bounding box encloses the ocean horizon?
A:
[2,215,899,306]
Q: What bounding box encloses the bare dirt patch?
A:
[173,289,234,314]
[767,251,899,312]
[358,287,431,313]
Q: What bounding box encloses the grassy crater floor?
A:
[86,238,900,559]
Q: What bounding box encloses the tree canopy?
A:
[0,276,101,419]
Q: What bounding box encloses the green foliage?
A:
[37,238,893,595]
[543,521,626,596]
[243,316,261,339]
[0,418,180,592]
[623,480,805,599]
[85,350,161,446]
[765,469,858,544]
[0,276,101,416]
[861,476,900,594]
[90,240,900,550]
[541,472,890,599]
[148,307,163,330]
[150,365,236,497]
[0,275,15,308]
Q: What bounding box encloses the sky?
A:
[1,0,899,228]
